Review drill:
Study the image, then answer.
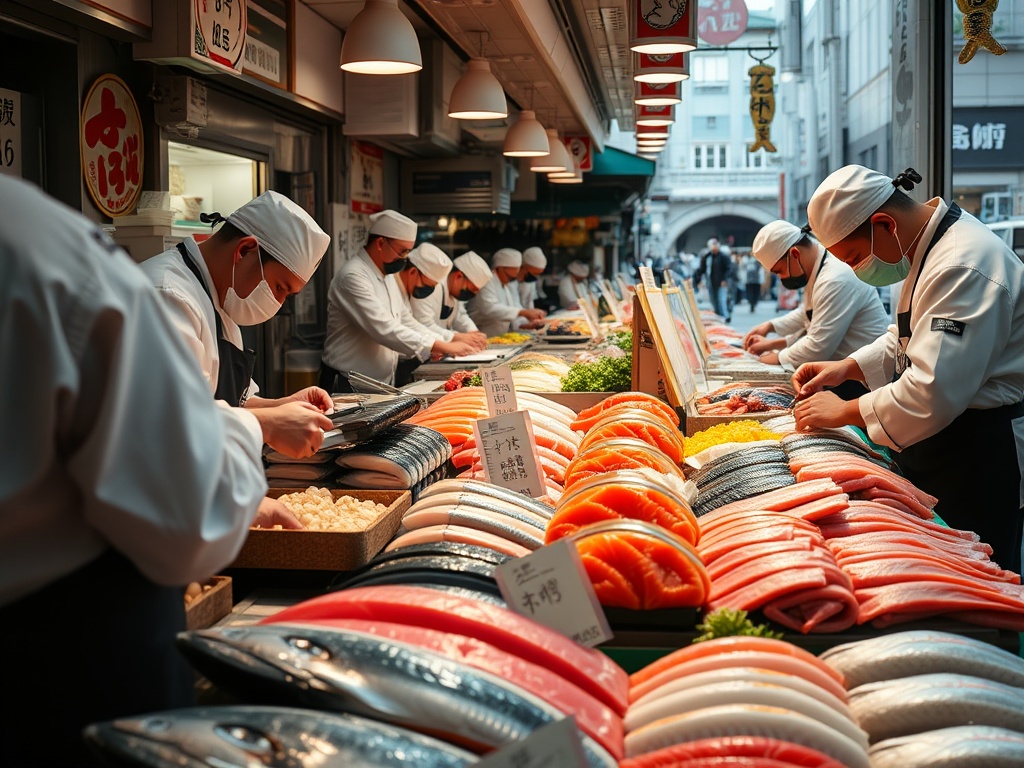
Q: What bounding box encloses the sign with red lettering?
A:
[630,0,698,54]
[350,140,384,214]
[195,0,247,72]
[698,0,749,46]
[564,136,592,172]
[81,74,143,218]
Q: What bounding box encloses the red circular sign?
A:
[698,0,749,46]
[80,74,143,218]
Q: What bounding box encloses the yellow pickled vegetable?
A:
[488,332,532,345]
[684,420,782,458]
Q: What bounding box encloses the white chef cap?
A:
[226,190,330,283]
[807,165,897,248]
[752,220,806,270]
[454,251,492,290]
[523,246,547,269]
[492,248,523,268]
[408,242,452,284]
[567,260,590,278]
[368,209,418,241]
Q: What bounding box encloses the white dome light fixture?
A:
[549,169,583,184]
[340,0,422,75]
[547,152,577,179]
[503,110,550,157]
[449,58,507,119]
[530,128,571,172]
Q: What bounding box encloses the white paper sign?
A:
[0,88,21,178]
[474,411,547,498]
[475,718,588,768]
[576,294,605,342]
[494,538,613,647]
[481,364,518,416]
[600,279,624,323]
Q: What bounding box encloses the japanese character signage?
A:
[698,0,749,46]
[351,140,384,214]
[243,0,288,87]
[481,364,518,416]
[952,107,1024,168]
[748,61,777,152]
[473,411,547,499]
[564,136,592,172]
[630,0,698,54]
[80,74,143,217]
[634,52,690,83]
[475,718,588,768]
[577,294,606,342]
[494,538,612,648]
[0,88,20,178]
[195,0,247,72]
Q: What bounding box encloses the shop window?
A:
[693,143,730,170]
[693,56,729,83]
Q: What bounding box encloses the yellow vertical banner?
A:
[749,62,776,153]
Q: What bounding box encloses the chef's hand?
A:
[794,390,865,431]
[747,336,786,355]
[252,497,304,529]
[454,331,488,352]
[743,322,773,350]
[435,339,478,359]
[519,308,546,323]
[792,358,864,400]
[284,386,334,414]
[758,351,781,365]
[254,401,334,458]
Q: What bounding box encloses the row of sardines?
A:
[84,389,1024,765]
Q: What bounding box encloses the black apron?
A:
[318,362,354,394]
[176,243,256,407]
[889,203,1024,573]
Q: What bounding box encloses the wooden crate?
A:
[230,489,411,571]
[185,575,232,630]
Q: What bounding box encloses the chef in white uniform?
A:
[0,176,273,764]
[321,210,477,391]
[742,220,889,399]
[468,248,547,338]
[410,247,490,350]
[518,246,548,309]
[793,165,1024,572]
[142,191,335,461]
[558,260,590,309]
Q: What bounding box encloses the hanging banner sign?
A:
[698,0,749,46]
[81,74,144,217]
[194,0,247,72]
[630,0,698,54]
[748,62,777,152]
[350,139,384,214]
[0,88,21,178]
[636,80,682,106]
[634,52,690,83]
[564,135,592,172]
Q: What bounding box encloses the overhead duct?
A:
[401,153,519,215]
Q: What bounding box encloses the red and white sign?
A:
[636,103,676,126]
[81,74,143,217]
[350,140,384,214]
[564,136,592,172]
[195,0,247,71]
[636,80,682,105]
[630,0,698,54]
[698,0,749,46]
[634,52,690,83]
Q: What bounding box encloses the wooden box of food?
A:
[230,489,411,571]
[184,575,233,630]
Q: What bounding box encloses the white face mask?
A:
[222,253,282,326]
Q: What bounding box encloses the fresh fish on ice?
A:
[869,725,1024,768]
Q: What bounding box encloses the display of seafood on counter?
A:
[695,381,796,415]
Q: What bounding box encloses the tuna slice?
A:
[620,736,846,768]
[259,584,630,716]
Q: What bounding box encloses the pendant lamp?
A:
[635,80,682,106]
[639,153,659,160]
[448,58,507,119]
[548,153,577,179]
[530,128,571,172]
[634,52,690,83]
[503,110,549,157]
[340,0,422,75]
[637,125,670,140]
[629,1,698,54]
[549,169,583,184]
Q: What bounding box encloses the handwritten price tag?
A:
[474,411,547,499]
[481,364,518,416]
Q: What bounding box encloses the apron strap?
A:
[176,242,226,342]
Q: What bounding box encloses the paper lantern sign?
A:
[630,0,698,54]
[749,62,777,152]
[698,0,749,46]
[636,80,682,106]
[634,51,690,83]
[564,136,592,172]
[636,103,675,127]
[80,74,144,217]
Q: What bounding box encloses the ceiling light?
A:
[641,144,666,153]
[549,170,583,184]
[340,0,422,75]
[635,80,681,106]
[547,153,577,179]
[634,52,690,83]
[636,104,675,127]
[448,58,507,119]
[639,153,659,160]
[530,129,570,172]
[503,110,549,157]
[637,140,667,148]
[629,4,698,54]
[637,125,670,139]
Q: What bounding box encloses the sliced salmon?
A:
[572,393,680,431]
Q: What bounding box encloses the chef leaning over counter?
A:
[0,176,272,766]
[409,245,491,350]
[518,245,548,309]
[792,165,1024,573]
[467,247,547,337]
[141,191,335,465]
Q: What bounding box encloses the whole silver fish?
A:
[84,705,475,767]
[177,624,615,767]
[849,673,1024,744]
[870,725,1024,768]
[821,630,1024,689]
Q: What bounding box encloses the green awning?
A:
[592,146,657,177]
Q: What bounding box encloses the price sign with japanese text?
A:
[80,74,143,217]
[0,88,20,178]
[475,718,588,768]
[481,364,518,416]
[195,0,247,72]
[495,538,612,647]
[577,294,605,342]
[473,411,547,499]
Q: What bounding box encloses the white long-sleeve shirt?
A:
[411,281,479,341]
[849,200,1024,450]
[559,275,584,308]
[0,176,266,607]
[468,271,524,338]
[322,248,436,383]
[769,246,889,370]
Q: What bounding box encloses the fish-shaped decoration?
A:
[748,62,777,153]
[957,0,1006,64]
